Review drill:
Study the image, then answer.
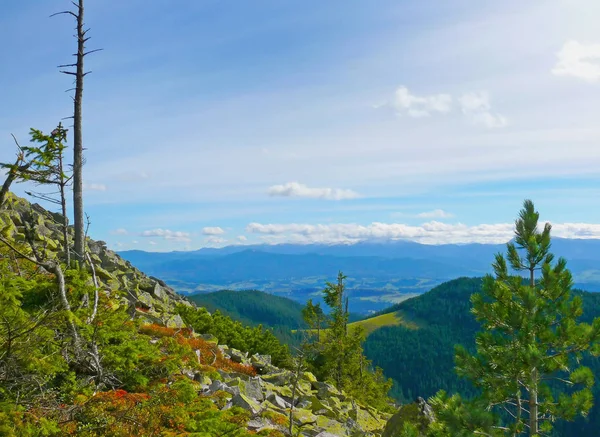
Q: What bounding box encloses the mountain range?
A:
[119,238,600,314]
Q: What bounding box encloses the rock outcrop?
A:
[0,192,398,435]
[0,193,192,325]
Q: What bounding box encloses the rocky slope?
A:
[0,193,397,436]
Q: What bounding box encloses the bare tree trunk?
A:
[529,267,538,436]
[72,0,86,264]
[58,153,71,266]
[0,165,17,208]
[289,356,304,436]
[85,252,99,323]
[49,259,81,351]
[0,160,30,209]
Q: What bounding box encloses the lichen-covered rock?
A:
[292,408,318,426]
[263,371,293,386]
[231,393,262,415]
[227,376,264,401]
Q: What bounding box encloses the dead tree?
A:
[53,0,101,264]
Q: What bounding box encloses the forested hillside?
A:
[189,290,307,329]
[363,277,600,436]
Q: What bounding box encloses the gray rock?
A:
[263,371,293,386]
[152,282,169,302]
[136,291,155,308]
[229,348,247,363]
[247,418,271,431]
[267,393,291,409]
[231,393,261,415]
[209,380,240,396]
[245,377,264,401]
[165,314,184,328]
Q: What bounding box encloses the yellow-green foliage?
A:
[297,311,418,339]
[349,311,418,336]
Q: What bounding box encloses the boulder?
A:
[228,348,247,363]
[267,393,291,410]
[209,380,240,397]
[292,408,318,426]
[231,393,262,415]
[226,377,264,401]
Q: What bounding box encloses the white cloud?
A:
[416,209,454,219]
[237,235,248,242]
[391,86,452,118]
[552,223,600,239]
[268,182,361,200]
[246,221,600,245]
[552,40,600,82]
[110,228,128,235]
[459,92,507,128]
[83,183,107,191]
[202,226,226,235]
[148,241,157,246]
[132,240,139,244]
[141,228,192,242]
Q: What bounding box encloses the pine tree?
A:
[303,272,393,410]
[455,200,600,436]
[301,298,324,341]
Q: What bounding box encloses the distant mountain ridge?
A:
[119,240,600,310]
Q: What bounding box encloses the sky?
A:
[1,0,600,251]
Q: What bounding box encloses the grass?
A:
[293,310,418,339]
[348,311,418,336]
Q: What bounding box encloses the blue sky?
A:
[2,0,600,251]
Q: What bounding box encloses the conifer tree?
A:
[301,298,325,341]
[303,272,393,410]
[455,200,600,436]
[0,125,72,264]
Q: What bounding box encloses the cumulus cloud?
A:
[459,92,508,128]
[202,226,226,235]
[83,183,107,191]
[237,235,248,242]
[391,86,452,117]
[110,228,128,235]
[552,40,600,82]
[268,182,361,200]
[141,228,192,242]
[416,209,455,219]
[246,221,600,245]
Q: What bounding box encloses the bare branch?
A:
[50,11,77,19]
[83,48,103,56]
